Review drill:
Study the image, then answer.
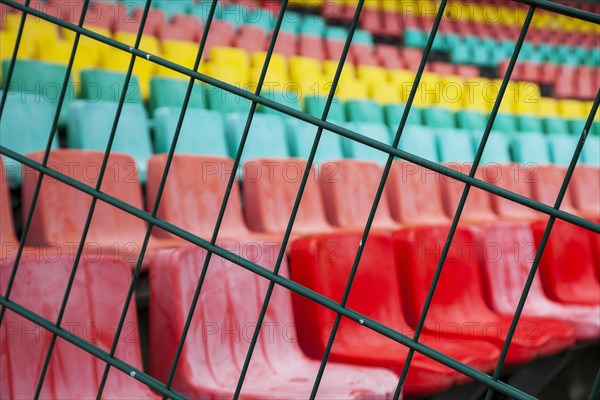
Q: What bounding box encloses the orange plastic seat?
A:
[0,253,155,398]
[242,158,334,236]
[439,162,497,225]
[21,150,178,268]
[480,223,600,341]
[570,165,600,218]
[146,154,249,240]
[149,242,399,399]
[290,232,500,397]
[532,219,600,306]
[387,161,450,225]
[320,160,398,230]
[393,225,575,366]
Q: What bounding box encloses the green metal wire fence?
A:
[0,0,599,399]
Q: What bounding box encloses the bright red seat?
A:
[480,223,600,341]
[320,160,398,230]
[290,232,500,397]
[393,225,576,365]
[22,150,179,268]
[532,219,600,306]
[149,241,398,399]
[0,253,155,398]
[439,162,497,225]
[387,161,450,225]
[570,165,600,218]
[242,158,334,236]
[482,163,542,222]
[146,154,249,240]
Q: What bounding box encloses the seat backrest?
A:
[384,103,422,127]
[0,91,58,187]
[286,119,344,163]
[304,95,346,122]
[436,129,475,162]
[570,165,600,216]
[320,159,397,230]
[474,131,511,164]
[0,254,149,398]
[153,107,229,156]
[387,161,449,225]
[547,133,578,166]
[67,100,153,181]
[0,159,17,255]
[342,122,392,165]
[422,107,456,129]
[511,132,551,164]
[398,125,439,162]
[583,135,600,166]
[22,150,146,247]
[346,99,385,124]
[393,225,495,327]
[149,76,207,114]
[80,68,141,104]
[482,163,540,221]
[242,158,332,235]
[225,113,289,164]
[529,165,577,214]
[146,154,248,239]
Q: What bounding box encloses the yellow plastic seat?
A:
[210,46,250,68]
[0,30,35,62]
[536,97,560,117]
[289,56,322,82]
[293,74,330,100]
[158,39,199,77]
[335,78,369,101]
[205,62,249,87]
[101,48,154,99]
[369,81,401,104]
[357,65,388,86]
[512,82,541,115]
[323,59,356,82]
[557,99,584,118]
[251,52,288,80]
[5,14,59,47]
[437,75,465,111]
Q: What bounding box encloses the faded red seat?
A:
[272,31,297,58]
[242,158,334,236]
[482,163,542,222]
[393,225,576,365]
[149,241,398,399]
[290,232,500,397]
[529,164,579,215]
[570,165,600,219]
[320,160,398,230]
[439,162,497,225]
[0,158,18,258]
[146,154,250,240]
[387,161,450,225]
[0,253,155,398]
[235,25,266,53]
[298,34,326,61]
[22,150,179,268]
[532,219,600,306]
[480,223,600,341]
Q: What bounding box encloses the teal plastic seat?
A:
[456,110,487,131]
[591,121,600,136]
[398,126,439,162]
[225,113,289,164]
[0,91,59,187]
[153,107,228,156]
[258,90,301,114]
[474,131,511,164]
[342,122,391,165]
[568,119,587,135]
[542,117,569,134]
[304,95,346,123]
[286,119,344,164]
[149,77,207,115]
[511,132,551,164]
[493,113,518,135]
[67,100,153,181]
[547,133,578,166]
[422,107,456,128]
[219,3,245,27]
[189,1,225,22]
[2,59,73,126]
[299,15,326,37]
[153,0,189,19]
[353,29,374,45]
[80,69,141,104]
[206,86,252,114]
[244,7,275,31]
[516,115,544,133]
[383,103,422,127]
[436,129,474,163]
[449,40,471,64]
[280,11,301,34]
[403,28,427,48]
[325,26,348,41]
[346,100,384,124]
[582,136,600,166]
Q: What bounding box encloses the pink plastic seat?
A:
[235,25,266,53]
[0,253,155,398]
[272,31,297,57]
[0,158,18,258]
[529,164,579,215]
[570,165,600,219]
[393,225,576,366]
[149,241,399,399]
[146,154,250,240]
[22,150,179,268]
[242,158,334,236]
[387,161,450,225]
[298,34,326,61]
[290,232,500,397]
[320,160,398,230]
[480,223,600,341]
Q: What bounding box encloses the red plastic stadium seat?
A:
[429,62,455,76]
[22,150,179,268]
[454,64,481,79]
[532,219,600,306]
[570,165,600,218]
[205,20,235,51]
[387,162,450,225]
[0,159,17,256]
[381,11,403,38]
[351,44,379,66]
[149,242,399,399]
[482,163,541,222]
[394,225,575,365]
[0,254,155,398]
[298,34,326,61]
[116,8,166,36]
[242,158,334,235]
[480,223,600,341]
[146,154,249,240]
[273,31,297,57]
[157,23,196,42]
[529,165,578,215]
[320,160,398,230]
[325,39,347,62]
[439,163,497,225]
[375,44,403,70]
[290,232,500,396]
[235,25,266,53]
[171,14,203,41]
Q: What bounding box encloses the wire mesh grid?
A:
[0,0,599,399]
